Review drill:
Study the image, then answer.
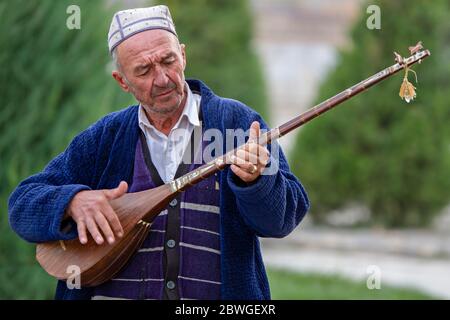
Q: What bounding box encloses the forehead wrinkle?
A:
[136,54,155,67]
[117,30,181,70]
[136,48,175,66]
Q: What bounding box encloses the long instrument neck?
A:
[169,49,431,193]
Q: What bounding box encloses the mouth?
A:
[154,88,175,98]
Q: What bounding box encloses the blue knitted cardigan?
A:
[8,79,310,300]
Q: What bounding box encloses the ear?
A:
[180,43,187,71]
[112,71,130,92]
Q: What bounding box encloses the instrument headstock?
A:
[396,41,430,103]
[394,41,430,66]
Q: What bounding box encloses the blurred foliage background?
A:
[291,0,450,227]
[0,0,266,299]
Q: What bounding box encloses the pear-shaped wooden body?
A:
[36,184,175,287]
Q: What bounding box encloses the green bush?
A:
[291,0,450,227]
[0,0,266,299]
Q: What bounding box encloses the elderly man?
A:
[8,5,309,300]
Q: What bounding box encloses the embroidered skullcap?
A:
[108,5,177,54]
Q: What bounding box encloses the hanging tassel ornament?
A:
[399,65,418,103]
[396,41,423,103]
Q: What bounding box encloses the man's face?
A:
[113,29,187,115]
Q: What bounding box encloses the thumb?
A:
[103,181,128,200]
[249,121,260,143]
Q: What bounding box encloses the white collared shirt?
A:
[138,85,201,183]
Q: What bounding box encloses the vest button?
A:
[166,239,176,248]
[169,199,178,207]
[166,280,176,290]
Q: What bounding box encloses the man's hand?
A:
[230,121,270,183]
[66,181,128,245]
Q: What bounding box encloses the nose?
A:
[153,65,169,88]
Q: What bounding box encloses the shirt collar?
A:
[138,83,200,132]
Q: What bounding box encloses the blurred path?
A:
[251,0,362,155]
[261,226,450,299]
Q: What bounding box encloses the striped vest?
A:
[91,122,221,300]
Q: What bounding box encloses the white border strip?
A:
[180,242,220,255]
[180,202,220,214]
[178,276,221,285]
[181,226,219,236]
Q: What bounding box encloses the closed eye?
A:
[163,57,176,65]
[140,68,149,75]
[136,66,150,76]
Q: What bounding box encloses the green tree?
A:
[291,0,450,227]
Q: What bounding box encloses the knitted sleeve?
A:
[225,100,310,238]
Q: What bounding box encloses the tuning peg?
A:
[408,41,423,55]
[394,51,404,65]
